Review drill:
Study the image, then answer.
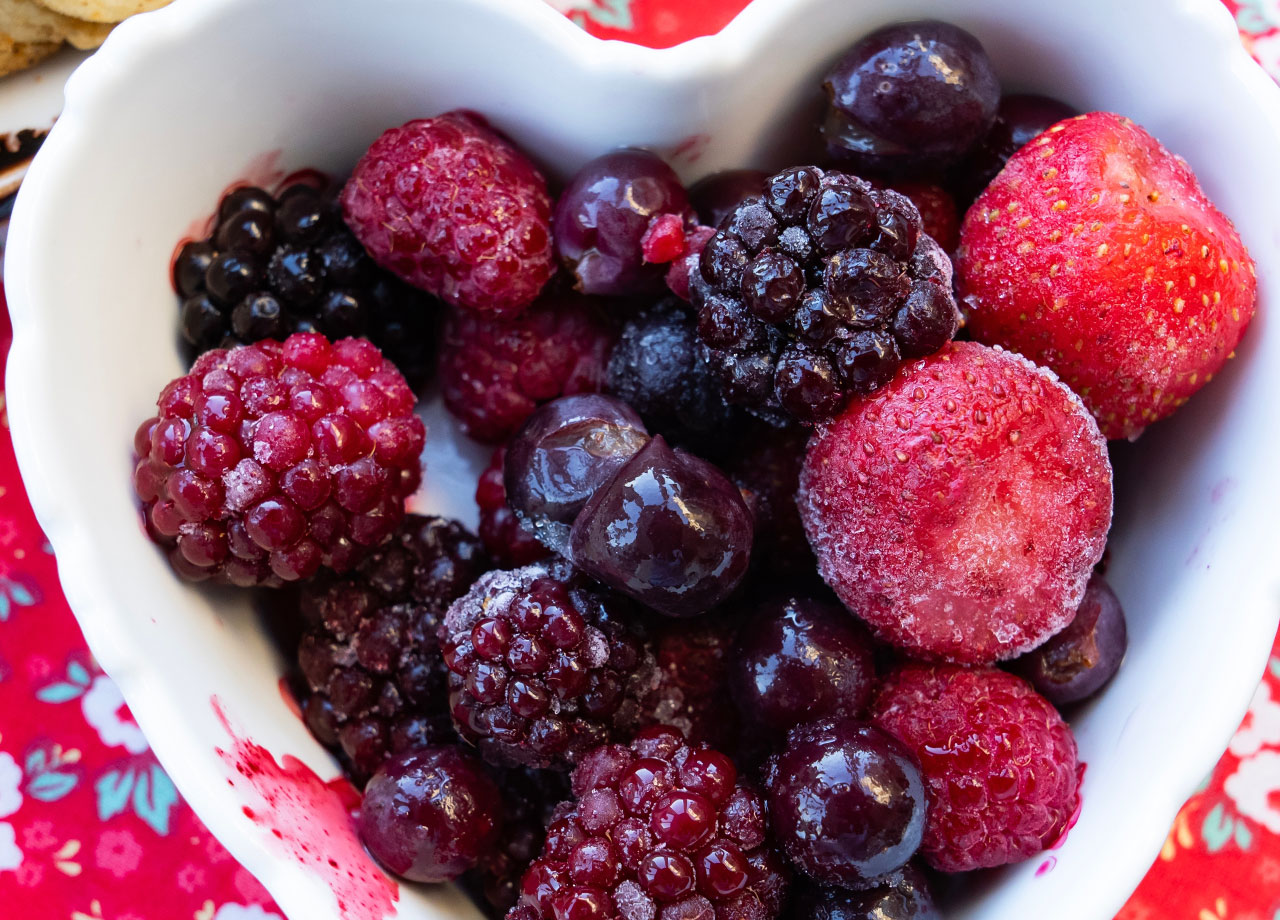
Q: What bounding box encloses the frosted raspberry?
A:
[440,292,616,443]
[296,515,489,780]
[508,726,788,920]
[132,334,424,586]
[439,560,659,770]
[871,664,1080,873]
[476,447,551,568]
[798,341,1112,664]
[342,112,554,316]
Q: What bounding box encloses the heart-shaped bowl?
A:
[6,0,1280,917]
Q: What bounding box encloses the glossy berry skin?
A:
[788,865,939,920]
[360,745,503,883]
[957,112,1257,439]
[606,299,739,450]
[439,560,658,770]
[439,292,617,443]
[690,169,770,227]
[872,665,1080,873]
[174,180,439,387]
[822,21,1000,175]
[952,93,1078,204]
[569,436,753,618]
[509,726,789,920]
[799,342,1113,664]
[765,720,925,888]
[504,395,650,556]
[296,515,489,780]
[342,112,554,316]
[1011,572,1127,706]
[477,447,551,569]
[729,594,876,736]
[553,149,692,296]
[132,335,424,586]
[693,167,961,424]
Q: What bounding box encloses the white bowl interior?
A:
[6,0,1280,918]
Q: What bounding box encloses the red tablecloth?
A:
[1,2,1279,918]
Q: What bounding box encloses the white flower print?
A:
[1229,679,1280,758]
[0,823,21,872]
[1224,748,1280,834]
[80,676,148,755]
[0,752,21,819]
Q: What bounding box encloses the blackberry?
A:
[606,298,739,454]
[691,167,961,423]
[508,726,789,920]
[174,180,439,388]
[439,560,661,771]
[296,514,490,780]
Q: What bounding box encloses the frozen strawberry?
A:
[890,181,959,251]
[797,341,1112,664]
[956,111,1257,440]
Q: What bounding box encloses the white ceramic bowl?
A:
[6,0,1280,917]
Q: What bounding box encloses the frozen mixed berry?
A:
[360,745,503,883]
[477,447,550,568]
[468,767,572,917]
[639,617,741,753]
[690,170,770,227]
[822,21,1000,176]
[296,514,489,780]
[439,291,616,444]
[439,559,659,770]
[729,593,876,737]
[1011,571,1127,706]
[508,726,789,920]
[692,166,961,424]
[956,112,1257,439]
[872,664,1080,873]
[342,111,555,316]
[554,149,694,296]
[132,334,424,586]
[788,865,939,920]
[951,93,1078,204]
[888,182,959,253]
[798,341,1113,664]
[173,179,439,387]
[765,719,926,887]
[570,436,753,618]
[606,299,739,451]
[504,395,651,557]
[726,426,814,576]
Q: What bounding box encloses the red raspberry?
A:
[798,341,1112,664]
[476,446,550,568]
[871,664,1080,872]
[440,292,616,444]
[509,726,789,920]
[132,334,424,586]
[956,111,1257,439]
[890,181,959,251]
[438,560,659,770]
[342,111,555,317]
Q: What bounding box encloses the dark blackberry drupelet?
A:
[439,560,661,771]
[507,726,789,920]
[606,298,739,454]
[296,515,490,781]
[174,180,439,388]
[692,167,961,424]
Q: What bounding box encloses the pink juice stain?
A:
[212,696,398,919]
[1039,761,1087,877]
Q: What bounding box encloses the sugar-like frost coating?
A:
[798,340,1112,664]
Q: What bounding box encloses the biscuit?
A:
[0,32,59,76]
[0,0,112,49]
[32,0,168,24]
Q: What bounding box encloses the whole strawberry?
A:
[342,112,555,317]
[798,341,1112,664]
[956,111,1256,440]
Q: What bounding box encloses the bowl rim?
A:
[5,0,1279,918]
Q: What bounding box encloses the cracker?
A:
[31,0,168,24]
[0,0,112,48]
[0,32,59,76]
